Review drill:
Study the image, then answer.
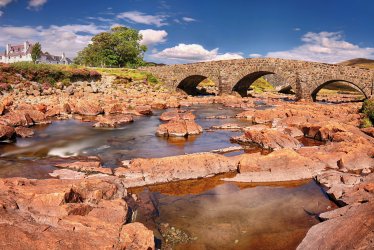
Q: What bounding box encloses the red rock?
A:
[107,103,125,114]
[211,123,242,130]
[225,149,324,182]
[55,161,113,175]
[93,114,134,128]
[361,127,374,138]
[160,110,195,121]
[115,153,238,187]
[297,202,374,250]
[2,95,13,107]
[0,111,33,127]
[14,127,34,138]
[0,125,15,140]
[156,119,203,137]
[24,110,48,124]
[119,223,155,250]
[0,177,154,250]
[151,102,166,110]
[73,100,103,116]
[34,104,47,113]
[0,104,4,115]
[135,105,153,116]
[233,128,302,150]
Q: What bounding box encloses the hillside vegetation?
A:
[338,58,374,69]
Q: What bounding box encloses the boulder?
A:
[224,149,325,182]
[135,105,153,116]
[156,119,203,137]
[0,125,15,140]
[297,202,374,250]
[0,177,155,250]
[93,115,134,128]
[114,153,238,187]
[73,100,103,116]
[0,111,33,127]
[232,128,302,150]
[14,127,34,138]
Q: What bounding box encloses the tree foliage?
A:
[74,26,147,68]
[31,42,42,64]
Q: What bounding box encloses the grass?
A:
[251,77,275,93]
[5,62,101,84]
[95,68,147,80]
[94,67,162,85]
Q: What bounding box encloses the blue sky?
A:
[0,0,374,64]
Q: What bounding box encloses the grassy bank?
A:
[1,62,101,86]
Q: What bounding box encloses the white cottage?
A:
[0,41,33,63]
[0,41,72,65]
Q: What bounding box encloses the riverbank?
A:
[0,69,373,249]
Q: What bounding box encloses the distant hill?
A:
[338,58,374,69]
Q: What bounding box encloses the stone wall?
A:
[140,58,374,100]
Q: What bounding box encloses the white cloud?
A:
[28,0,47,9]
[182,17,196,22]
[117,11,167,27]
[267,31,374,63]
[0,0,13,7]
[152,43,243,63]
[249,53,262,58]
[294,28,301,31]
[0,10,3,16]
[139,29,167,46]
[0,24,105,57]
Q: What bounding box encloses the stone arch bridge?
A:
[140,58,374,101]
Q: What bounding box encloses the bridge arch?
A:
[231,70,297,97]
[176,73,219,96]
[311,79,367,102]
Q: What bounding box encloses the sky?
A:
[0,0,374,64]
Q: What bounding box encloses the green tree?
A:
[74,26,147,68]
[31,42,42,64]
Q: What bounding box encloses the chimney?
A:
[6,44,10,55]
[62,52,66,59]
[24,41,28,52]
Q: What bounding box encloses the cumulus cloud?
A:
[0,24,105,57]
[152,43,243,63]
[139,29,167,46]
[117,11,167,27]
[249,53,262,58]
[0,0,13,7]
[182,17,196,22]
[267,31,374,63]
[28,0,48,9]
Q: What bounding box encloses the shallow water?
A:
[0,104,251,178]
[131,177,336,250]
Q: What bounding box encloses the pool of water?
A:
[130,177,336,250]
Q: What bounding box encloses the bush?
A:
[146,74,158,85]
[362,98,374,123]
[361,117,373,128]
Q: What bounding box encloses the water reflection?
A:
[132,179,336,250]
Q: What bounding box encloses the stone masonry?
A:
[140,58,374,100]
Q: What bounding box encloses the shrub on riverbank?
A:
[1,62,101,86]
[361,98,374,127]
